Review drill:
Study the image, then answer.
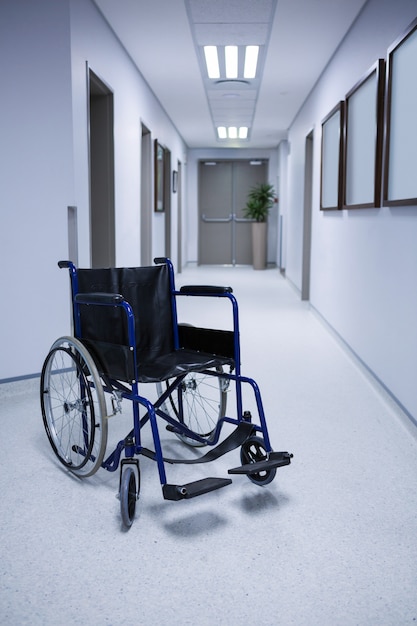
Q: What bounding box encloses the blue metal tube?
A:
[175,288,244,421]
[59,261,81,336]
[166,258,180,350]
[137,396,167,485]
[198,368,272,452]
[154,257,180,349]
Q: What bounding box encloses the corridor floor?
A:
[1,265,416,625]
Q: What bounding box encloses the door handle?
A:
[233,215,255,223]
[202,213,233,223]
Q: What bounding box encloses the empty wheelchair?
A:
[40,258,292,528]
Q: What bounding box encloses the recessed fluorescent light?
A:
[225,45,238,79]
[244,46,259,79]
[204,46,220,79]
[218,126,249,140]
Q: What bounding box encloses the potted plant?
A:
[243,182,276,269]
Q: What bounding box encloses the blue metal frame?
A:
[58,258,274,490]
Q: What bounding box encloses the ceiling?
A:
[93,0,368,150]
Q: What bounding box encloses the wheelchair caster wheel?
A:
[120,465,140,529]
[240,436,277,486]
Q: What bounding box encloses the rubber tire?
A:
[40,336,108,477]
[240,435,277,486]
[120,466,138,529]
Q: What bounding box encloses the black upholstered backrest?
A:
[76,264,175,362]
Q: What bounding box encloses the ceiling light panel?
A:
[217,126,249,141]
[244,46,259,79]
[203,46,220,78]
[204,45,261,81]
[185,0,278,143]
[225,45,238,78]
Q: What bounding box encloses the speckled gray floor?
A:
[1,266,416,625]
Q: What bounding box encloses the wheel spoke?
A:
[41,337,108,477]
[157,369,226,446]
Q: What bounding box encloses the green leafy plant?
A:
[243,182,276,222]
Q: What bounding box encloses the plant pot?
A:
[251,221,267,270]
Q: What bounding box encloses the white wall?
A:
[284,0,417,422]
[0,0,74,380]
[186,148,279,264]
[70,0,187,269]
[0,0,187,380]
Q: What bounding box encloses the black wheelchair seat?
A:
[75,263,234,383]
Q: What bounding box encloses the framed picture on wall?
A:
[320,101,344,210]
[383,18,417,206]
[343,59,385,209]
[154,140,165,212]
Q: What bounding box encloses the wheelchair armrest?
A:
[179,285,233,295]
[75,292,125,305]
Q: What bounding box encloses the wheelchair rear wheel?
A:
[40,336,108,477]
[157,368,228,446]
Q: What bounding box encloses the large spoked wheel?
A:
[241,435,277,486]
[120,465,140,529]
[156,367,228,446]
[40,336,108,477]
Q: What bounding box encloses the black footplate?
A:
[163,477,232,501]
[228,451,293,475]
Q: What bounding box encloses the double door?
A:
[198,160,267,265]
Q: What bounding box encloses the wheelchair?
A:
[40,258,292,528]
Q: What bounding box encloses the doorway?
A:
[140,124,152,266]
[88,69,115,268]
[198,160,267,265]
[164,147,172,259]
[301,131,314,300]
[176,160,182,272]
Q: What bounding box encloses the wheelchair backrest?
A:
[76,264,175,366]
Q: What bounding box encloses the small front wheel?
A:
[120,465,139,529]
[240,436,277,486]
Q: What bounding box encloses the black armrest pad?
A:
[180,285,233,295]
[75,292,125,305]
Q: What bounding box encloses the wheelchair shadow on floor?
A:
[147,482,291,539]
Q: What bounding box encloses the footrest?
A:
[228,451,293,475]
[163,477,232,501]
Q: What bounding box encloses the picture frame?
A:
[320,101,344,210]
[343,59,385,209]
[383,18,417,206]
[154,140,165,212]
